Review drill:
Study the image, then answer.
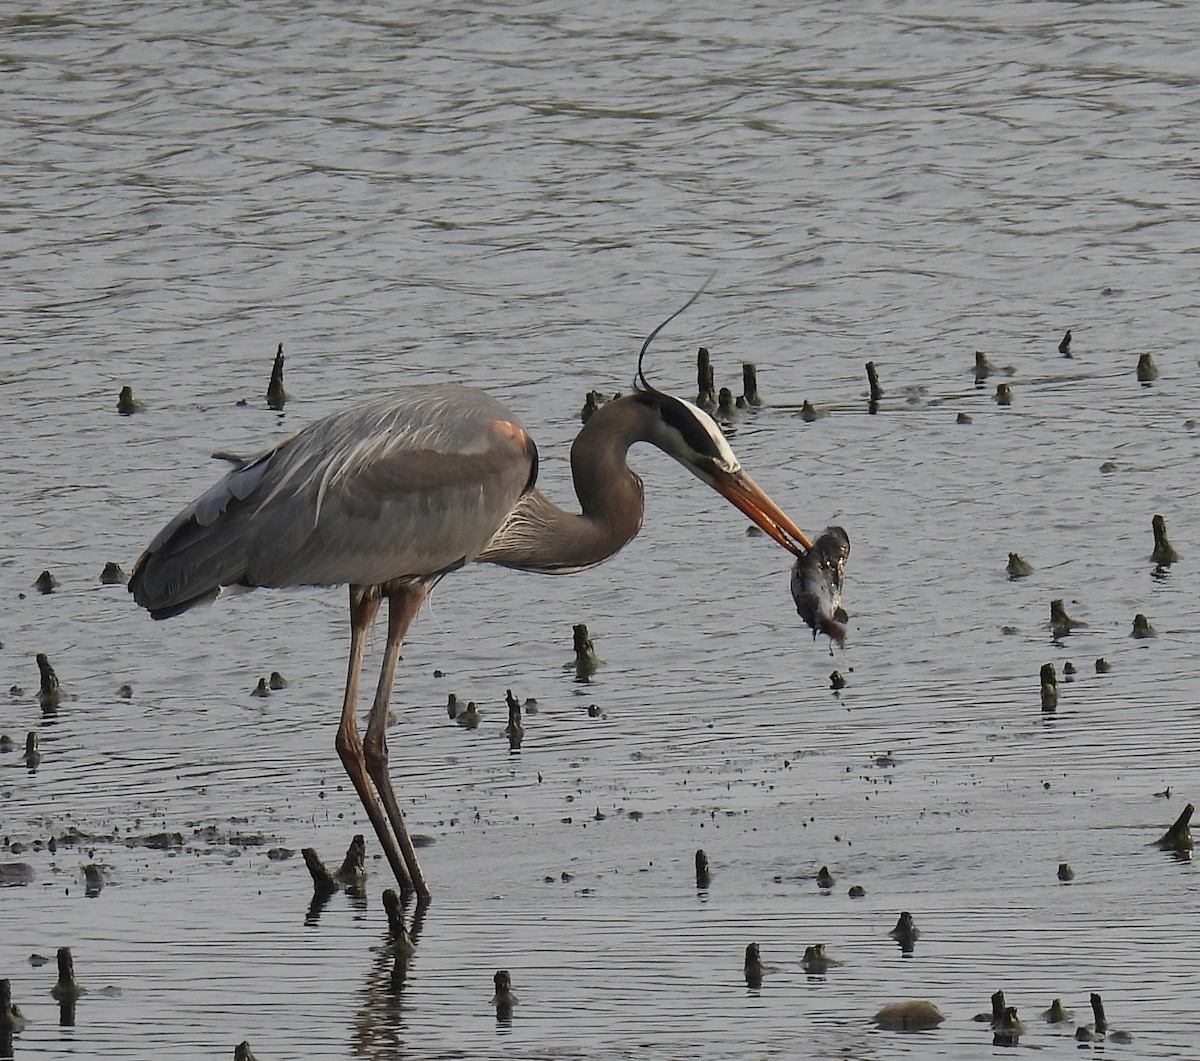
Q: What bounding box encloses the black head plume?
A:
[634,272,717,395]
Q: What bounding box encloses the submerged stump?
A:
[889,911,920,952]
[302,847,340,895]
[1049,599,1086,638]
[1131,613,1156,638]
[1040,662,1058,712]
[741,362,762,406]
[1157,803,1194,852]
[117,385,144,415]
[52,946,82,1026]
[973,350,994,383]
[381,887,407,940]
[1006,552,1034,578]
[993,1006,1026,1046]
[572,623,600,681]
[266,343,287,410]
[0,979,25,1034]
[492,970,517,1021]
[1042,998,1072,1023]
[865,361,884,404]
[580,390,612,424]
[696,347,716,409]
[505,688,524,750]
[1151,514,1179,565]
[100,561,128,584]
[974,988,1005,1026]
[743,943,763,989]
[335,834,366,886]
[36,652,61,710]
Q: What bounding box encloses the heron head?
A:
[631,388,813,556]
[627,282,812,555]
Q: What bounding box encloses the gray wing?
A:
[130,386,537,618]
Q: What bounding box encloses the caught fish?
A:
[790,526,850,647]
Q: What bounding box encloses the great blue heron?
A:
[130,305,813,899]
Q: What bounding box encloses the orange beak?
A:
[713,470,813,556]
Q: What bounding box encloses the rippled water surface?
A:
[3,1,1199,1058]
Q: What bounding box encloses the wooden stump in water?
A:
[572,623,599,681]
[51,946,82,1001]
[1006,552,1033,578]
[1157,803,1193,852]
[100,561,128,584]
[580,390,607,424]
[1042,998,1072,1023]
[741,362,762,406]
[696,347,716,409]
[36,653,61,711]
[1040,662,1058,712]
[505,688,524,750]
[302,847,339,895]
[1131,613,1156,638]
[1050,599,1086,638]
[992,1005,1025,1046]
[743,943,763,989]
[1151,514,1179,564]
[0,979,25,1033]
[865,360,884,404]
[266,343,287,410]
[974,350,993,383]
[889,911,920,952]
[117,385,144,414]
[492,970,516,1022]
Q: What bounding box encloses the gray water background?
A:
[2,1,1198,1058]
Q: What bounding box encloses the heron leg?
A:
[335,586,415,894]
[363,583,430,899]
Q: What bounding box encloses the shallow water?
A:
[3,1,1199,1058]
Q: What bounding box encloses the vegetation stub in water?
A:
[266,343,287,410]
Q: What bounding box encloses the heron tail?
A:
[129,457,271,619]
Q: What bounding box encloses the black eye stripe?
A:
[637,392,724,459]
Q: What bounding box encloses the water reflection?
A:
[353,894,429,1056]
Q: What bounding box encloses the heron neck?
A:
[478,397,646,574]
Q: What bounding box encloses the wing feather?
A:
[130,386,536,617]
